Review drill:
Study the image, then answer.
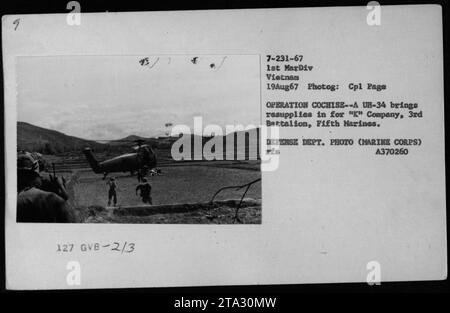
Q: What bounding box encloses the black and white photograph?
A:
[1,1,448,294]
[16,55,262,224]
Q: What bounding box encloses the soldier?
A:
[106,177,118,206]
[137,165,149,182]
[136,177,152,204]
[40,172,69,201]
[29,152,49,172]
[17,152,75,223]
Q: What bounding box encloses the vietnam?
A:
[266,73,299,80]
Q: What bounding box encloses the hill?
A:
[17,121,107,154]
[17,121,260,159]
[114,135,147,142]
[167,128,260,160]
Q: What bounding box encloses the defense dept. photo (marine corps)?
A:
[16,55,262,224]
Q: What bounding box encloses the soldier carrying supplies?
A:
[136,177,152,204]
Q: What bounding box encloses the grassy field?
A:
[67,162,261,224]
[76,199,262,224]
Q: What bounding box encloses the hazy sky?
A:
[17,55,260,140]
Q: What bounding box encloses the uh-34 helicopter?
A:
[83,139,158,181]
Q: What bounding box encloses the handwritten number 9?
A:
[13,19,20,31]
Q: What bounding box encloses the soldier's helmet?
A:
[17,152,39,173]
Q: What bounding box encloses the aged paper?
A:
[2,5,446,289]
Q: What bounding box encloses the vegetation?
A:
[17,121,108,154]
[17,121,261,160]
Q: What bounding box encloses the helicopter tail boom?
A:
[83,148,102,173]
